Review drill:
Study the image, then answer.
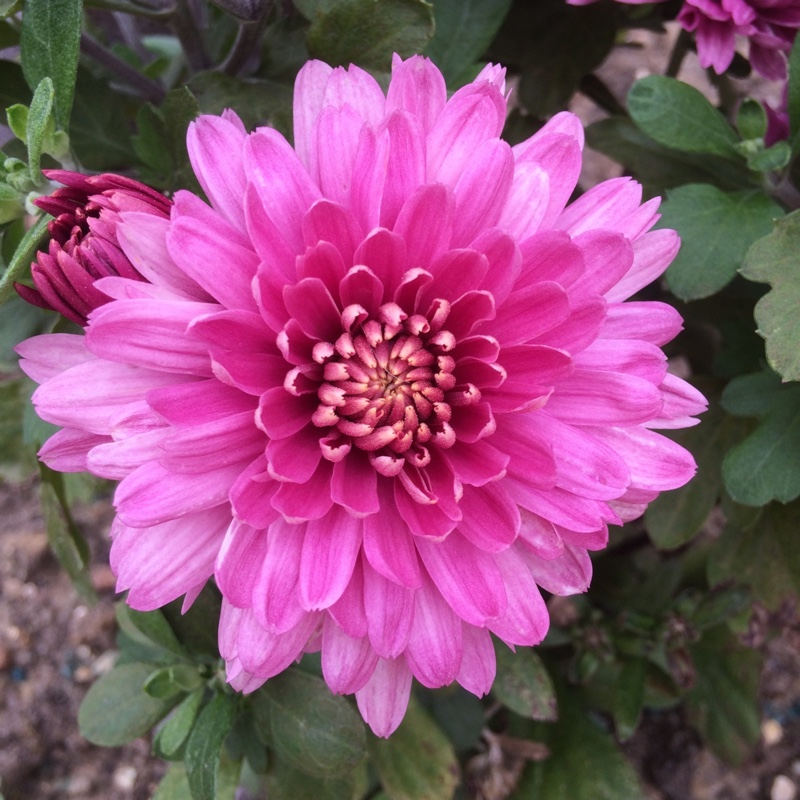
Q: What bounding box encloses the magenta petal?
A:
[257,387,316,440]
[416,531,506,625]
[353,228,408,299]
[355,656,413,738]
[517,510,564,560]
[237,608,319,679]
[393,184,453,272]
[444,438,508,487]
[271,460,334,521]
[331,452,379,516]
[363,481,422,588]
[380,110,426,230]
[490,281,570,346]
[216,521,268,608]
[457,624,496,697]
[386,54,447,135]
[298,507,363,610]
[322,617,378,694]
[456,485,520,552]
[601,302,683,346]
[329,555,368,638]
[303,199,363,269]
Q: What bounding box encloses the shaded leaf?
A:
[160,584,221,658]
[419,685,485,752]
[709,501,800,609]
[739,210,800,381]
[628,75,739,158]
[585,117,751,199]
[266,756,362,800]
[424,0,513,87]
[685,626,761,764]
[20,0,82,128]
[659,184,783,301]
[612,658,645,741]
[721,371,800,506]
[367,697,459,800]
[254,667,365,778]
[510,678,646,800]
[39,464,95,602]
[645,386,750,549]
[144,664,204,698]
[25,77,55,185]
[116,603,187,657]
[152,763,194,800]
[492,642,557,721]
[79,661,177,746]
[788,33,800,146]
[516,4,616,117]
[69,68,136,171]
[306,0,435,72]
[185,692,239,800]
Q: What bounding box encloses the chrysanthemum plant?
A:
[1,0,799,797]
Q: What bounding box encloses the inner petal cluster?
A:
[305,301,475,476]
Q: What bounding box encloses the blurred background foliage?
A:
[1,0,800,798]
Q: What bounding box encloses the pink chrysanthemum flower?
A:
[17,56,705,737]
[16,170,171,325]
[678,0,800,79]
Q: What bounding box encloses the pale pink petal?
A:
[39,428,109,472]
[457,624,496,697]
[362,562,415,659]
[523,542,593,596]
[215,521,269,608]
[322,617,379,694]
[355,656,413,738]
[16,333,94,383]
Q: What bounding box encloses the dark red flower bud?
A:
[15,169,172,325]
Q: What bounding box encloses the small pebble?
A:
[772,775,798,800]
[763,719,785,746]
[113,765,137,792]
[73,665,93,683]
[91,650,117,676]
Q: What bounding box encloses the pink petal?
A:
[187,114,248,230]
[229,455,281,529]
[147,378,255,426]
[355,656,413,738]
[416,531,506,625]
[393,184,454,272]
[363,561,415,659]
[271,460,334,521]
[386,55,447,135]
[215,521,267,609]
[112,505,230,610]
[322,617,379,695]
[332,452,379,516]
[380,110,426,230]
[457,624,496,697]
[606,229,679,302]
[39,428,110,472]
[600,301,683,346]
[329,555,368,638]
[16,333,94,383]
[299,507,363,610]
[456,484,520,552]
[293,60,334,167]
[523,542,593,596]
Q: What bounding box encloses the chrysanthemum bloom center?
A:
[308,301,471,476]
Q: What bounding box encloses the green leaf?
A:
[306,0,435,72]
[739,210,800,381]
[510,679,646,800]
[39,465,95,602]
[492,642,557,721]
[189,72,293,138]
[266,757,362,800]
[155,689,204,758]
[721,372,800,506]
[0,214,49,304]
[185,692,239,800]
[745,141,792,172]
[6,103,28,143]
[115,603,187,657]
[424,0,513,87]
[736,99,767,141]
[658,184,783,301]
[144,664,203,699]
[367,697,459,800]
[612,658,645,741]
[645,387,750,549]
[585,117,751,199]
[685,626,761,764]
[709,501,800,609]
[79,661,178,746]
[516,4,616,117]
[788,32,800,144]
[160,585,221,658]
[69,68,137,171]
[20,0,83,129]
[253,668,365,778]
[419,685,485,753]
[152,763,194,800]
[26,77,55,184]
[153,759,239,800]
[628,76,739,158]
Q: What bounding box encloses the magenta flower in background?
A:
[566,0,800,80]
[17,56,705,737]
[678,0,800,79]
[15,170,171,325]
